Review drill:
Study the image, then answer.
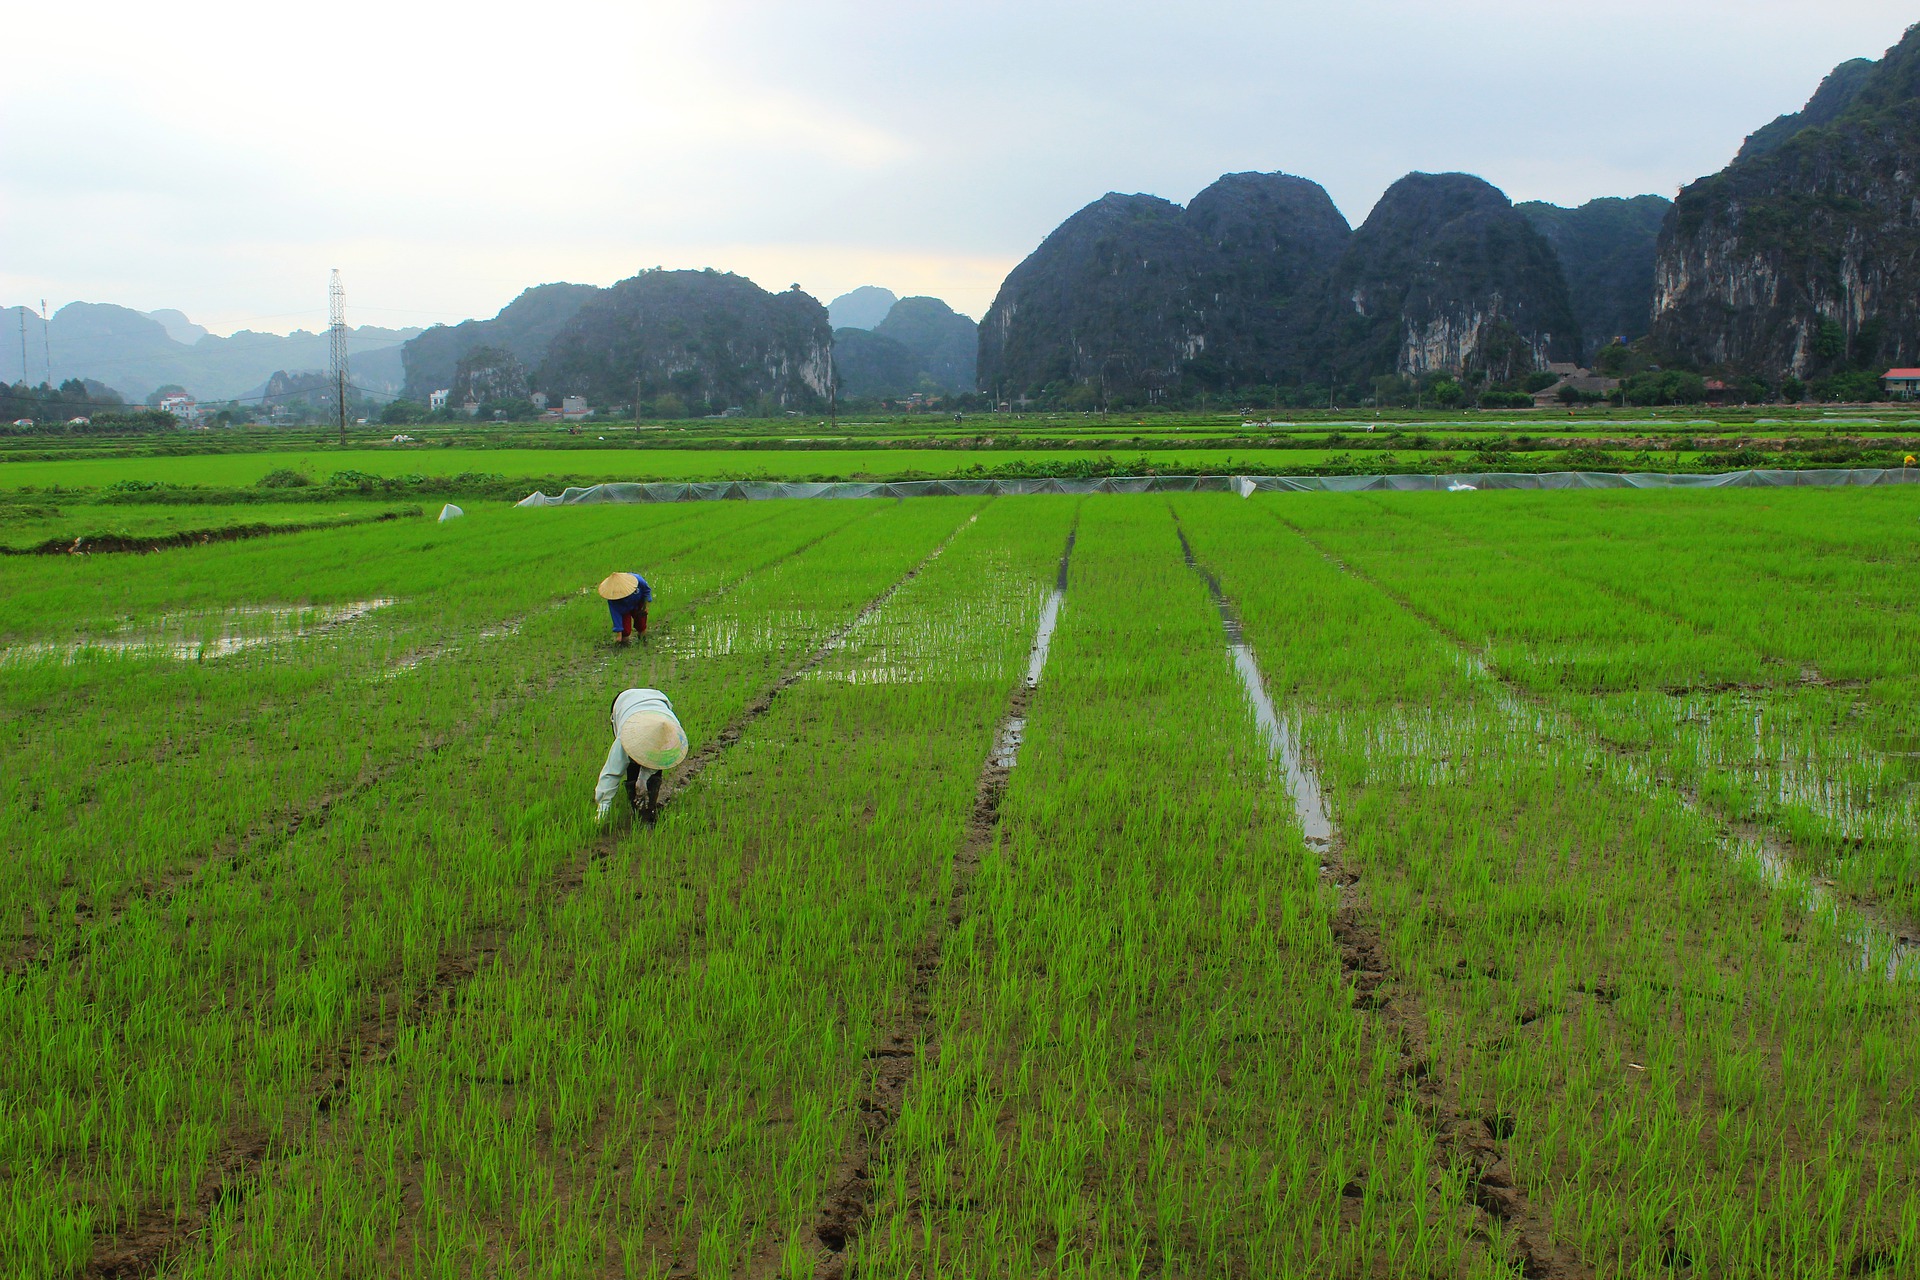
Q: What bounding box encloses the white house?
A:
[428,389,450,411]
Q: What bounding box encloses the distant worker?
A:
[595,687,689,823]
[598,571,652,644]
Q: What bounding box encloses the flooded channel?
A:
[3,599,397,665]
[1174,525,1335,846]
[991,529,1077,772]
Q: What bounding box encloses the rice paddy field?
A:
[5,485,1919,1278]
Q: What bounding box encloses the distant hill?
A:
[1315,172,1579,385]
[980,173,1353,400]
[826,286,898,330]
[872,297,976,392]
[983,168,1592,399]
[1652,25,1920,378]
[1736,58,1877,162]
[399,283,600,400]
[834,328,925,398]
[1517,195,1670,360]
[538,270,831,414]
[0,302,419,401]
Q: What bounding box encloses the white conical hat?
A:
[598,572,641,600]
[618,711,687,770]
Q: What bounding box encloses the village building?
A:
[1883,368,1920,399]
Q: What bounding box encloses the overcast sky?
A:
[3,1,1911,335]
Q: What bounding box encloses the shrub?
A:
[257,469,314,489]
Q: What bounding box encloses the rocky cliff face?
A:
[401,283,598,400]
[1519,195,1671,359]
[977,172,1350,399]
[1651,26,1920,377]
[538,270,831,412]
[1317,173,1579,383]
[450,346,529,405]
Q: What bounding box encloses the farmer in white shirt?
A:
[594,687,689,823]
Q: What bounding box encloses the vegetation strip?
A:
[1172,510,1584,1279]
[0,510,413,556]
[784,518,1079,1279]
[74,503,940,1278]
[1261,501,1920,975]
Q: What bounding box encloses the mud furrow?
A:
[0,509,412,557]
[77,508,924,1279]
[1259,503,1920,972]
[1171,509,1584,1280]
[768,520,1076,1280]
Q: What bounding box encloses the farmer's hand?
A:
[595,798,614,823]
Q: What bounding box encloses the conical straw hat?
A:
[619,711,687,770]
[597,572,640,600]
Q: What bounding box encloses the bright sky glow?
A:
[2,1,1910,333]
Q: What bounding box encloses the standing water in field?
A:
[1174,524,1334,845]
[992,529,1077,770]
[3,599,397,665]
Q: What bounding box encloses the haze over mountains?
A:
[17,21,1920,412]
[0,302,418,403]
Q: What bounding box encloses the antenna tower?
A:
[328,269,350,445]
[40,301,51,386]
[17,308,26,388]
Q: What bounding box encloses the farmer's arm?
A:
[594,737,630,808]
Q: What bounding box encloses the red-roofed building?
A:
[1883,368,1920,398]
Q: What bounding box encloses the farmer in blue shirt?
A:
[597,571,652,644]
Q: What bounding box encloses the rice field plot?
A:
[1,497,980,1274]
[1177,492,1920,1276]
[7,487,1918,1278]
[1269,489,1920,938]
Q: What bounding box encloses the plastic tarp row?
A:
[516,468,1920,507]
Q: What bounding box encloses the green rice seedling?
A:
[854,495,1486,1277]
[1178,490,1920,1277]
[0,498,982,1276]
[152,497,1080,1276]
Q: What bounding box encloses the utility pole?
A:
[40,301,51,386]
[827,333,837,430]
[328,269,350,446]
[17,307,27,388]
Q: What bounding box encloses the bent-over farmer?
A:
[595,687,689,823]
[598,571,652,644]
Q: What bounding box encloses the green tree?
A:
[1813,319,1846,360]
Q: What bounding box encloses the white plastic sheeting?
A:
[438,503,465,521]
[516,468,1919,507]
